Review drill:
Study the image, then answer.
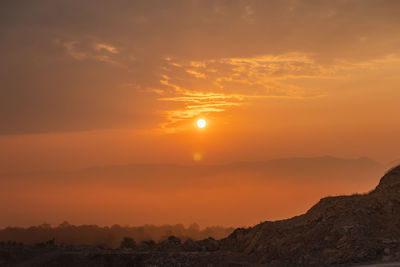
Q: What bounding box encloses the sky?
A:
[1,0,400,227]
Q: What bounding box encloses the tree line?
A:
[0,222,234,248]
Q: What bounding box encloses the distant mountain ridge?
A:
[0,155,389,229]
[31,155,384,180]
[51,156,388,189]
[0,155,383,177]
[80,155,381,173]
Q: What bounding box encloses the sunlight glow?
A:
[193,152,203,161]
[196,119,206,128]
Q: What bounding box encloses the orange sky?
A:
[1,0,400,227]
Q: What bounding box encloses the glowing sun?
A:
[196,119,206,128]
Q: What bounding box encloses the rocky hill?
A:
[220,165,400,266]
[1,166,400,266]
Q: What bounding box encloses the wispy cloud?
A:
[185,69,206,79]
[156,53,335,131]
[55,39,120,65]
[55,40,87,60]
[157,76,243,132]
[159,93,241,131]
[93,43,118,54]
[153,52,400,132]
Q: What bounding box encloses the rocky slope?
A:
[220,165,400,266]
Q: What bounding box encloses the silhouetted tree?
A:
[188,223,200,231]
[120,237,136,249]
[58,221,71,228]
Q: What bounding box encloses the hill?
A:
[220,165,400,265]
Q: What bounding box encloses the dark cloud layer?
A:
[1,0,400,134]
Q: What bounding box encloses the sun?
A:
[196,119,206,129]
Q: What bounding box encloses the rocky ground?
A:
[1,166,400,266]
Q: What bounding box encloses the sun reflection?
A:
[193,152,203,161]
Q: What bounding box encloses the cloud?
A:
[185,69,206,79]
[159,90,243,132]
[154,54,332,131]
[56,40,87,60]
[1,0,400,134]
[153,51,400,132]
[55,39,121,65]
[155,71,244,131]
[93,43,118,54]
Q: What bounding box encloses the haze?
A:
[1,0,399,228]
